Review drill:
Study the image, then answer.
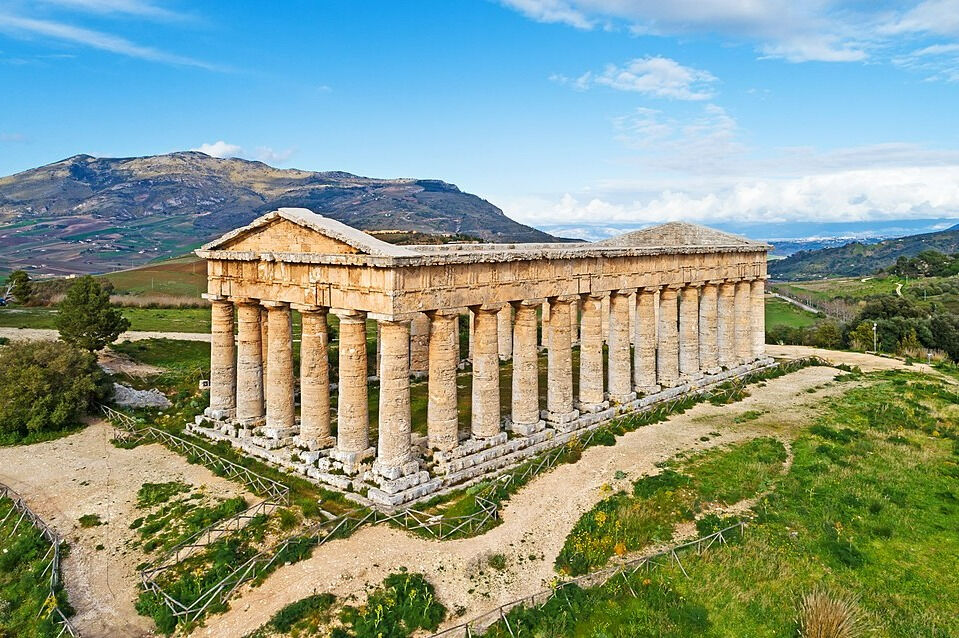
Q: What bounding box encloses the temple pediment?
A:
[596,222,766,249]
[201,207,415,257]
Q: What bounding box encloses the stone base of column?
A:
[575,400,610,414]
[237,415,266,428]
[542,408,580,426]
[703,366,723,376]
[506,418,545,436]
[608,392,637,405]
[329,447,375,475]
[370,457,419,481]
[293,434,335,451]
[634,385,662,397]
[203,406,235,421]
[260,425,298,440]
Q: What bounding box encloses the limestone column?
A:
[578,293,607,411]
[607,290,635,403]
[510,301,543,434]
[471,306,501,438]
[235,300,264,426]
[634,289,659,393]
[427,310,459,451]
[699,283,720,373]
[539,301,550,348]
[410,313,430,377]
[208,298,236,419]
[734,280,752,363]
[569,298,579,343]
[375,319,413,473]
[264,302,295,434]
[545,296,579,425]
[629,292,638,346]
[751,279,766,360]
[260,306,269,390]
[497,305,513,360]
[333,311,371,468]
[601,295,610,343]
[717,282,736,368]
[679,285,700,378]
[297,306,333,448]
[657,287,680,387]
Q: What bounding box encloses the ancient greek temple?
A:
[192,208,772,507]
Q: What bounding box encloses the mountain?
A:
[0,151,559,275]
[768,224,959,280]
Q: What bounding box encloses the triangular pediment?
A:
[201,208,415,256]
[595,222,765,248]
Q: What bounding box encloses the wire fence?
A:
[0,482,80,638]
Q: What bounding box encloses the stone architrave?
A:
[297,306,333,449]
[657,287,680,387]
[235,300,264,426]
[634,289,658,393]
[510,301,544,434]
[427,310,459,451]
[264,302,295,435]
[679,285,700,378]
[332,310,373,470]
[607,290,636,404]
[497,305,513,360]
[734,280,752,363]
[545,296,579,426]
[375,319,413,475]
[471,306,501,438]
[699,283,720,373]
[410,312,430,376]
[207,298,236,419]
[578,294,607,411]
[751,279,766,360]
[717,282,736,368]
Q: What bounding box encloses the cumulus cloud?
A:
[191,141,296,165]
[553,56,717,100]
[192,140,242,158]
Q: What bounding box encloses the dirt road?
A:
[0,327,211,343]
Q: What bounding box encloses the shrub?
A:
[340,572,446,637]
[797,588,865,638]
[0,340,112,443]
[78,514,102,528]
[55,275,130,351]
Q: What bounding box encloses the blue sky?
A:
[2,0,959,236]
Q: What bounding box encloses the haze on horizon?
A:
[2,0,959,237]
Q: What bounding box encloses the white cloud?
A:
[0,132,29,143]
[36,0,183,21]
[192,140,242,158]
[554,56,717,100]
[881,0,959,37]
[251,146,295,164]
[191,141,296,165]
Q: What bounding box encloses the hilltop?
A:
[768,224,959,280]
[0,152,558,275]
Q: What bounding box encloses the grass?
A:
[482,370,959,637]
[78,513,103,528]
[778,276,907,302]
[765,297,820,329]
[0,306,212,332]
[0,495,74,638]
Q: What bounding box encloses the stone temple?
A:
[190,207,772,507]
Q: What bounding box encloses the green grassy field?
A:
[777,276,907,302]
[102,254,207,298]
[764,297,820,329]
[0,307,212,332]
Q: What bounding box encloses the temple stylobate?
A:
[191,208,773,508]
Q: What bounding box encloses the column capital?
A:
[706,279,726,286]
[426,308,463,318]
[641,285,662,293]
[470,303,505,313]
[261,300,290,309]
[511,298,546,308]
[373,316,412,326]
[548,294,580,304]
[580,291,609,301]
[331,308,367,321]
[292,303,328,314]
[232,297,263,306]
[608,288,636,297]
[202,293,230,302]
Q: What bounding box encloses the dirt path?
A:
[767,344,941,375]
[0,327,210,343]
[195,363,862,638]
[0,421,253,638]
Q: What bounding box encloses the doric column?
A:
[679,285,700,379]
[601,295,610,343]
[657,287,680,387]
[717,282,736,368]
[699,283,720,373]
[569,298,579,343]
[297,306,333,449]
[545,296,579,426]
[410,313,430,377]
[629,292,637,345]
[260,306,269,390]
[471,306,501,438]
[751,279,766,360]
[607,290,636,404]
[375,319,413,474]
[264,302,295,434]
[540,301,550,348]
[207,297,236,419]
[332,310,372,470]
[634,289,659,393]
[734,280,752,363]
[510,301,544,434]
[427,310,459,451]
[497,305,513,360]
[577,293,607,411]
[235,300,264,426]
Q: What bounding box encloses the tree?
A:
[0,341,112,442]
[7,270,31,303]
[809,321,843,349]
[55,276,130,351]
[930,314,959,362]
[898,328,923,356]
[849,322,875,352]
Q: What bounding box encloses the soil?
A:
[0,327,211,343]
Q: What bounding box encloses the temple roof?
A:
[595,222,768,249]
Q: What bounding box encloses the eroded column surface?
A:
[260,306,269,391]
[333,311,372,469]
[208,298,236,419]
[264,302,295,434]
[539,301,550,348]
[510,301,543,434]
[607,290,635,403]
[717,282,736,368]
[471,306,501,438]
[427,311,459,451]
[679,285,700,379]
[545,296,579,425]
[235,300,264,426]
[699,283,720,373]
[657,287,680,387]
[601,295,610,343]
[634,289,658,393]
[497,305,513,360]
[629,292,638,346]
[375,319,413,474]
[298,306,333,448]
[569,298,579,343]
[410,313,430,377]
[734,280,752,363]
[578,294,607,411]
[751,279,766,360]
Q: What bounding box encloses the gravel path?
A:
[0,327,211,343]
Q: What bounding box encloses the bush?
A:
[55,275,130,351]
[797,588,865,638]
[339,572,446,637]
[0,340,112,444]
